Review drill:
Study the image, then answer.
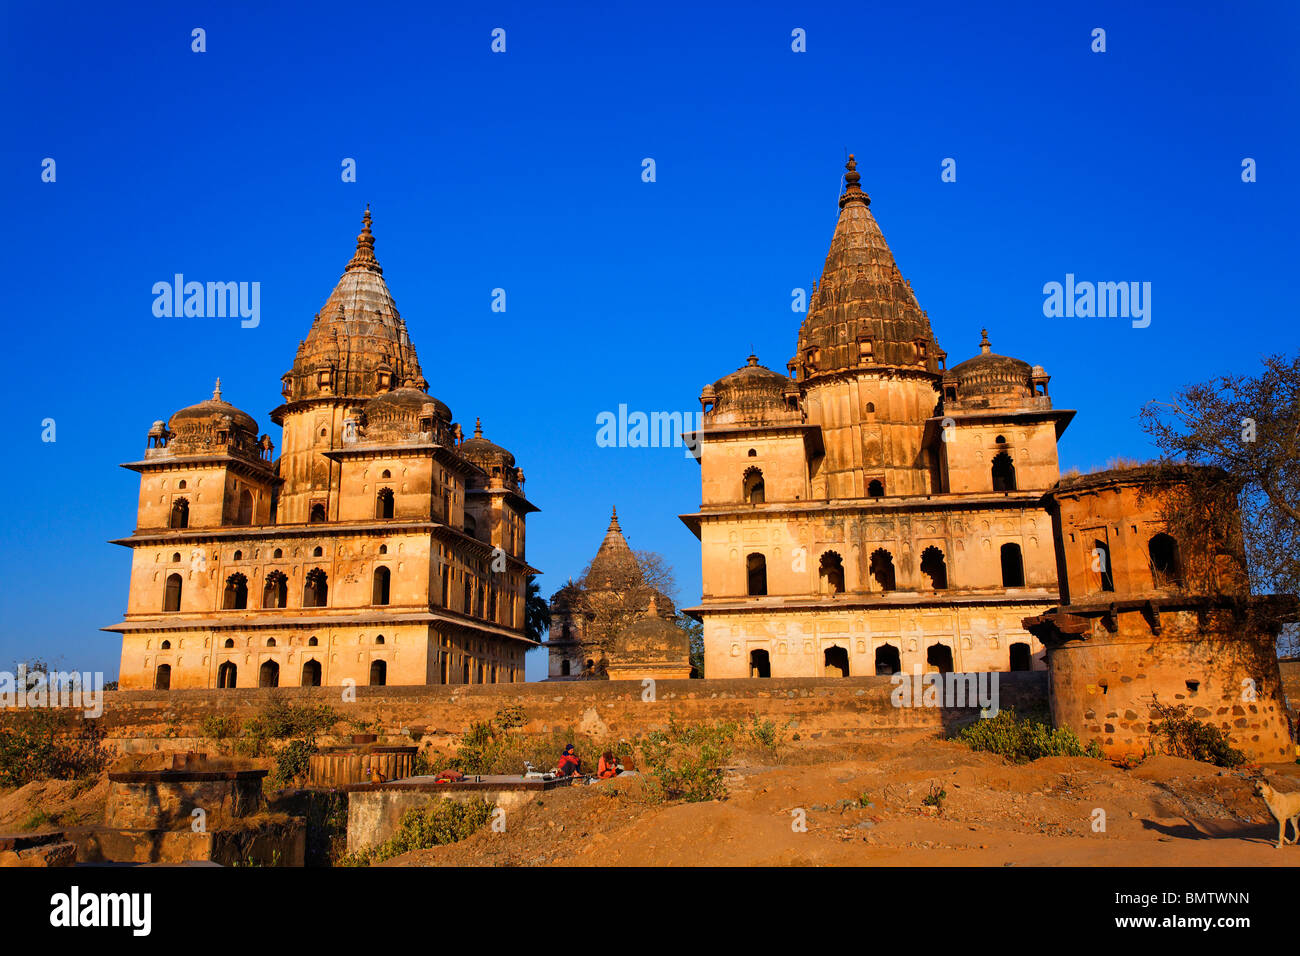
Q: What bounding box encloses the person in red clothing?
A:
[597,751,619,779]
[557,743,582,777]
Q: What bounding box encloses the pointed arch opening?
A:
[163,573,183,612]
[154,664,171,690]
[372,566,391,605]
[376,487,395,520]
[263,571,288,609]
[217,661,237,688]
[1148,533,1182,588]
[926,643,954,674]
[236,489,253,525]
[303,568,328,608]
[819,551,845,595]
[223,573,248,610]
[1009,642,1032,671]
[874,643,901,675]
[991,452,1016,492]
[742,467,765,505]
[169,498,189,529]
[301,659,322,687]
[1000,543,1025,587]
[746,553,767,596]
[920,546,948,590]
[869,549,896,592]
[823,645,849,677]
[258,660,279,688]
[749,648,771,678]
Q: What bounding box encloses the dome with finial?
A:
[609,591,690,668]
[361,385,452,442]
[169,379,260,438]
[947,329,1036,405]
[793,155,943,379]
[583,507,645,591]
[705,354,800,426]
[459,418,516,470]
[274,207,427,420]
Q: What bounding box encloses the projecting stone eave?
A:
[120,455,280,480]
[682,587,1059,616]
[682,491,1055,526]
[922,408,1076,444]
[465,485,541,516]
[678,512,702,540]
[111,519,457,548]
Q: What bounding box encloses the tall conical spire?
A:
[586,506,641,589]
[796,154,940,375]
[346,204,383,275]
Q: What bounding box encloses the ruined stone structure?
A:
[545,509,691,680]
[682,157,1071,678]
[1023,467,1296,761]
[107,209,539,690]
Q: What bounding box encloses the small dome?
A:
[170,380,259,436]
[459,418,515,469]
[705,354,799,426]
[364,386,452,424]
[611,595,689,664]
[948,330,1034,401]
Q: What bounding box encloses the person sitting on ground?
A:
[597,750,619,779]
[557,743,582,777]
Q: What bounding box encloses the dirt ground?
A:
[0,775,109,832]
[381,732,1300,867]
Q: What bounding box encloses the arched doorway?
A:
[823,645,849,677]
[749,649,771,678]
[926,643,954,674]
[217,661,237,688]
[369,660,387,686]
[301,659,322,686]
[258,660,279,688]
[1000,543,1025,587]
[1009,642,1031,671]
[154,664,171,690]
[920,546,948,590]
[869,549,896,591]
[874,644,901,675]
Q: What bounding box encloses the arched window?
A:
[154,664,171,690]
[266,637,276,647]
[236,489,253,525]
[272,548,282,559]
[160,640,171,650]
[920,546,948,590]
[1148,533,1182,588]
[1009,642,1032,671]
[867,479,884,498]
[177,480,186,490]
[369,660,387,686]
[233,550,242,561]
[746,553,767,596]
[926,643,954,674]
[378,544,388,555]
[381,469,391,479]
[742,468,765,505]
[312,546,323,557]
[169,498,189,529]
[1092,539,1114,592]
[217,661,237,688]
[301,659,322,687]
[223,638,234,648]
[823,645,849,677]
[376,488,395,520]
[1000,543,1025,587]
[303,568,328,608]
[309,503,326,523]
[372,566,391,605]
[874,643,901,675]
[869,549,896,592]
[819,551,844,595]
[375,634,385,645]
[749,649,771,678]
[991,452,1016,491]
[464,514,477,539]
[263,571,288,609]
[171,552,181,563]
[258,660,280,688]
[163,573,183,612]
[222,573,248,610]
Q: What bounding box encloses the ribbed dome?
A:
[170,380,259,436]
[585,507,643,591]
[277,208,426,413]
[948,330,1034,400]
[364,386,452,424]
[705,355,799,425]
[794,156,942,377]
[611,595,689,662]
[459,418,515,469]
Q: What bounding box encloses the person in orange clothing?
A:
[597,751,619,779]
[557,743,582,777]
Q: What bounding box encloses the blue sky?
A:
[1,1,1296,681]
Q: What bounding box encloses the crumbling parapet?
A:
[1023,466,1297,762]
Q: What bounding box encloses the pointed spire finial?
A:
[212,377,222,401]
[473,417,483,439]
[980,328,991,354]
[646,592,660,616]
[346,205,383,275]
[609,505,620,531]
[747,353,759,366]
[839,153,870,209]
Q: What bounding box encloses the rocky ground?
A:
[381,732,1300,867]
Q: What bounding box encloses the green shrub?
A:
[639,716,734,802]
[270,739,318,788]
[0,710,109,787]
[922,783,947,809]
[343,799,493,866]
[1147,700,1245,768]
[201,714,239,740]
[957,708,1103,762]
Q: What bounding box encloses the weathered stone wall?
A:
[91,674,1052,755]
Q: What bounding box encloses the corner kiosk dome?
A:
[169,379,259,437]
[702,354,799,425]
[363,385,452,425]
[458,418,516,469]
